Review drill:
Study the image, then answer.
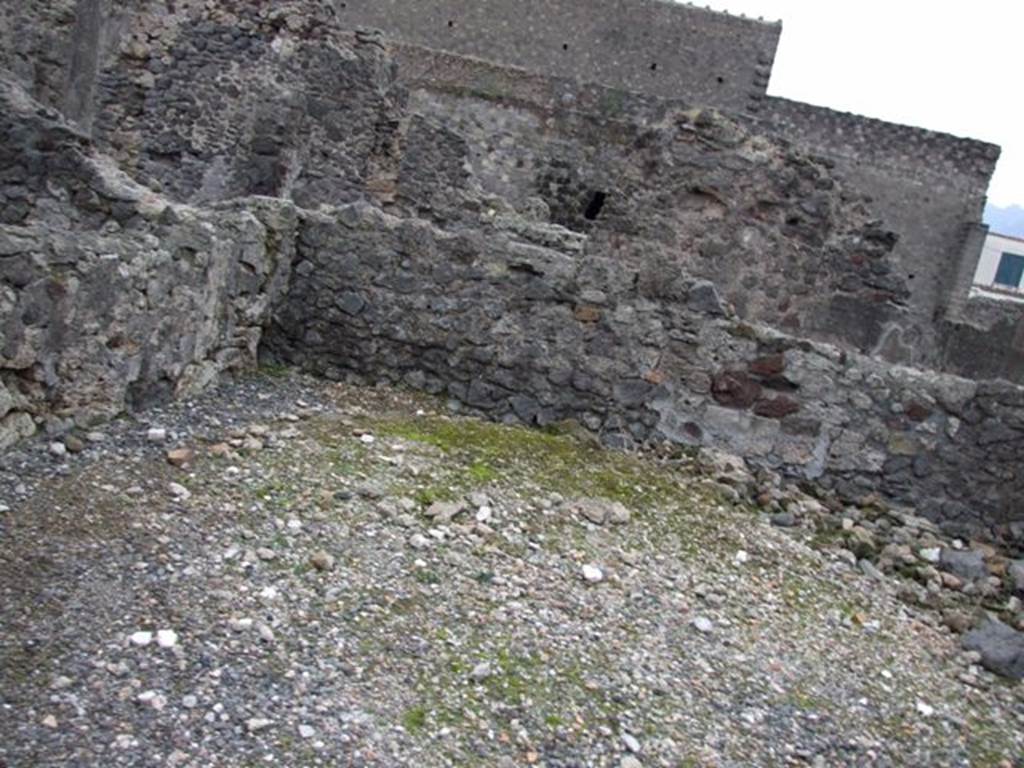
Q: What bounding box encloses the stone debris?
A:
[1,371,1021,767]
[962,619,1024,679]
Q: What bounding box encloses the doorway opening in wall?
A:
[583,191,607,221]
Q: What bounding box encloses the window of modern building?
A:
[993,252,1024,288]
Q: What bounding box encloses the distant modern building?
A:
[972,231,1024,302]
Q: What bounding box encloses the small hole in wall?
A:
[562,43,569,51]
[650,62,658,71]
[584,191,608,221]
[716,76,725,84]
[908,274,915,280]
[447,19,455,27]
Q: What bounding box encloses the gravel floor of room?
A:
[1,372,1021,767]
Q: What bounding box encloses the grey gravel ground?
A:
[1,372,1022,767]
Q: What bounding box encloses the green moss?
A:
[376,414,702,512]
[258,361,292,379]
[401,705,428,732]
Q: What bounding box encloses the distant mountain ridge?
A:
[985,203,1024,238]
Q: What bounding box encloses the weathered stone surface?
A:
[0,4,1021,544]
[939,549,989,583]
[962,619,1024,680]
[0,74,297,435]
[265,201,1024,538]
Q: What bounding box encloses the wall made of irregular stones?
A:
[264,203,1024,540]
[755,98,1001,370]
[86,2,405,209]
[391,80,912,357]
[0,76,297,447]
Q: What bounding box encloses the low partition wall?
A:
[265,203,1024,539]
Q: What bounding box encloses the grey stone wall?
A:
[86,2,404,208]
[939,298,1024,384]
[0,0,78,111]
[756,98,1001,370]
[263,202,1024,540]
[0,75,297,447]
[1,1,1020,542]
[390,70,912,357]
[333,0,780,113]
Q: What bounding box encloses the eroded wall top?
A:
[334,0,780,113]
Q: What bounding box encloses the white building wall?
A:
[974,232,1024,288]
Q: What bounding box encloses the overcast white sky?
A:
[697,0,1023,207]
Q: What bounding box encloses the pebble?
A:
[919,547,941,564]
[168,482,191,500]
[256,547,276,561]
[470,662,492,681]
[49,442,67,457]
[246,718,274,733]
[915,701,935,717]
[147,427,167,443]
[620,757,643,768]
[137,690,166,710]
[582,564,604,583]
[409,533,431,550]
[166,448,194,467]
[41,715,58,729]
[310,550,335,571]
[256,623,276,643]
[51,675,72,690]
[156,629,178,648]
[298,724,316,739]
[129,631,153,647]
[182,695,198,709]
[692,616,714,634]
[621,732,641,753]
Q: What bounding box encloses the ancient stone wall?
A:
[375,50,914,357]
[0,0,78,112]
[263,202,1024,539]
[757,98,1001,369]
[939,298,1024,384]
[0,75,297,447]
[1,2,1021,541]
[333,0,780,113]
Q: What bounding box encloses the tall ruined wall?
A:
[757,98,1001,369]
[333,0,780,114]
[264,203,1024,539]
[386,54,911,357]
[0,76,298,447]
[87,3,405,207]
